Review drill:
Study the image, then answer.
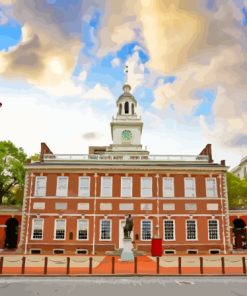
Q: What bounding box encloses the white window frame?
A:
[208,219,220,240]
[141,220,152,241]
[34,176,47,197]
[77,219,89,240]
[141,177,152,197]
[121,177,133,197]
[99,219,112,241]
[186,219,198,241]
[163,219,176,241]
[100,177,112,197]
[31,218,44,240]
[206,178,218,198]
[184,177,196,198]
[54,219,66,240]
[56,176,68,197]
[78,176,90,197]
[162,177,174,197]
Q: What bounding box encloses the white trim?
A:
[54,219,66,240]
[31,218,44,240]
[78,176,90,197]
[163,219,176,241]
[100,176,112,197]
[208,219,220,241]
[99,219,112,241]
[184,177,196,198]
[206,177,218,198]
[25,196,226,200]
[76,219,89,241]
[121,177,133,197]
[162,177,174,197]
[141,219,152,241]
[56,176,68,197]
[185,219,198,241]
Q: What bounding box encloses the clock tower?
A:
[108,83,149,155]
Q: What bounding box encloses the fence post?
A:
[134,257,137,274]
[89,257,93,274]
[44,257,48,275]
[221,257,225,274]
[178,257,182,274]
[0,257,3,274]
[242,257,246,274]
[200,257,203,275]
[112,257,115,274]
[21,256,26,275]
[66,257,70,275]
[156,257,160,274]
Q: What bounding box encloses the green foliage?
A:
[0,141,27,205]
[227,172,247,209]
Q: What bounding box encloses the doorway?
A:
[233,218,246,249]
[5,218,19,249]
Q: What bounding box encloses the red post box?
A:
[151,238,162,257]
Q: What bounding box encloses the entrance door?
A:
[5,218,19,249]
[119,220,133,249]
[235,230,243,249]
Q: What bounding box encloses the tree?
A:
[227,172,247,209]
[0,141,27,205]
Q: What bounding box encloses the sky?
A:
[0,0,247,169]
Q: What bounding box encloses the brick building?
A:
[18,83,231,255]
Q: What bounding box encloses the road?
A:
[0,276,246,296]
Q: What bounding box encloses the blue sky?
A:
[0,0,247,168]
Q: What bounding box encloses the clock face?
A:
[122,130,132,142]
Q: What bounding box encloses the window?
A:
[78,177,90,197]
[141,220,152,240]
[56,176,68,197]
[164,220,175,241]
[77,219,88,240]
[54,219,66,240]
[124,101,129,114]
[184,178,196,197]
[163,177,174,197]
[100,220,111,240]
[101,177,112,197]
[141,177,152,197]
[121,177,132,197]
[34,176,47,197]
[208,219,219,240]
[206,178,217,197]
[186,220,197,240]
[32,219,44,240]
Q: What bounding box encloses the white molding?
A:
[54,219,66,240]
[185,219,198,241]
[140,219,152,241]
[99,219,112,241]
[31,218,44,240]
[208,219,220,241]
[76,219,89,241]
[163,219,176,241]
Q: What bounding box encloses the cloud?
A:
[81,83,114,101]
[111,57,120,68]
[0,10,8,24]
[78,70,87,81]
[82,132,103,140]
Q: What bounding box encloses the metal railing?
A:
[43,154,209,162]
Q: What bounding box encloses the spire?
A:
[123,65,131,93]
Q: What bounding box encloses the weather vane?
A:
[125,65,129,84]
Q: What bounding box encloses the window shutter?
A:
[185,178,195,197]
[56,177,68,196]
[78,177,90,197]
[163,177,174,197]
[35,177,47,197]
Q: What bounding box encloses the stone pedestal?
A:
[120,238,134,261]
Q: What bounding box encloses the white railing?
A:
[43,154,209,162]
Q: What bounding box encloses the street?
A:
[0,276,246,296]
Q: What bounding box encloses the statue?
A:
[123,214,133,239]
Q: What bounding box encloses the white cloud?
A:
[81,83,114,101]
[78,70,87,81]
[111,57,120,68]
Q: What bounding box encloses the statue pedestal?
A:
[120,238,134,262]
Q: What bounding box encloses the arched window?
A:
[119,104,122,115]
[124,102,129,114]
[132,103,134,115]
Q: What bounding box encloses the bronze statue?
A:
[123,214,133,239]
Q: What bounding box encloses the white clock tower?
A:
[108,82,149,155]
